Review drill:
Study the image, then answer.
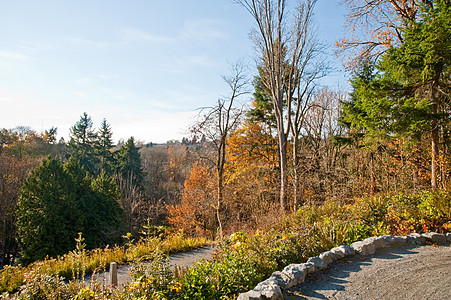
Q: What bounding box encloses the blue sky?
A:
[0,0,347,143]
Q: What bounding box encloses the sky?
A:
[0,0,348,144]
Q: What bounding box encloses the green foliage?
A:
[16,156,82,263]
[116,137,144,189]
[341,2,450,148]
[96,118,115,175]
[125,249,174,300]
[16,156,126,264]
[69,113,98,175]
[247,76,276,128]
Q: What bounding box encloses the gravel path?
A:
[86,245,216,288]
[284,244,451,300]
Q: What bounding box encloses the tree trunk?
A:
[431,81,439,189]
[293,136,299,213]
[279,136,287,212]
[431,116,439,189]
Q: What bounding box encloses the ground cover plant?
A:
[2,189,449,299]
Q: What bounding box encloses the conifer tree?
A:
[69,113,98,175]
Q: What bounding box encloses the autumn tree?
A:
[167,162,217,238]
[191,63,248,236]
[338,0,426,68]
[0,154,40,267]
[236,0,319,211]
[225,121,279,228]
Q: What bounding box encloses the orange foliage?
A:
[166,162,217,238]
[221,121,280,229]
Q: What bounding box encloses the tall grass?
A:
[0,232,208,294]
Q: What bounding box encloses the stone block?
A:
[364,236,388,249]
[259,284,283,300]
[406,233,426,245]
[422,232,447,244]
[307,256,327,271]
[237,290,264,300]
[319,251,336,264]
[269,271,293,289]
[282,264,307,286]
[330,246,345,259]
[382,235,407,246]
[350,240,376,255]
[254,278,279,292]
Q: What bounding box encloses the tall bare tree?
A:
[236,0,318,211]
[191,62,248,237]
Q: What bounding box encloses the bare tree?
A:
[236,0,318,211]
[337,0,424,68]
[191,62,248,237]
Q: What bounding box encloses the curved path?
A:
[284,244,451,300]
[86,245,216,288]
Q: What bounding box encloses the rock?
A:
[259,284,283,300]
[254,278,279,291]
[319,251,336,265]
[307,256,327,271]
[382,235,407,246]
[351,240,376,255]
[364,236,388,249]
[422,232,447,244]
[301,262,316,274]
[237,290,264,300]
[446,233,451,242]
[330,246,345,259]
[282,264,307,286]
[269,271,293,289]
[332,245,355,258]
[406,233,426,245]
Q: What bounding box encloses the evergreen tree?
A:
[65,157,125,248]
[247,75,276,128]
[96,118,115,175]
[16,157,82,263]
[342,1,450,187]
[117,137,144,189]
[69,113,98,175]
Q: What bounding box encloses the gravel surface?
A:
[86,245,216,288]
[284,244,451,300]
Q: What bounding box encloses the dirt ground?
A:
[284,244,451,300]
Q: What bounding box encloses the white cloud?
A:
[65,37,113,48]
[182,19,228,41]
[0,50,32,61]
[119,28,175,44]
[74,91,87,99]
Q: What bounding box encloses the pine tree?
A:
[69,112,98,175]
[96,118,115,175]
[117,137,144,189]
